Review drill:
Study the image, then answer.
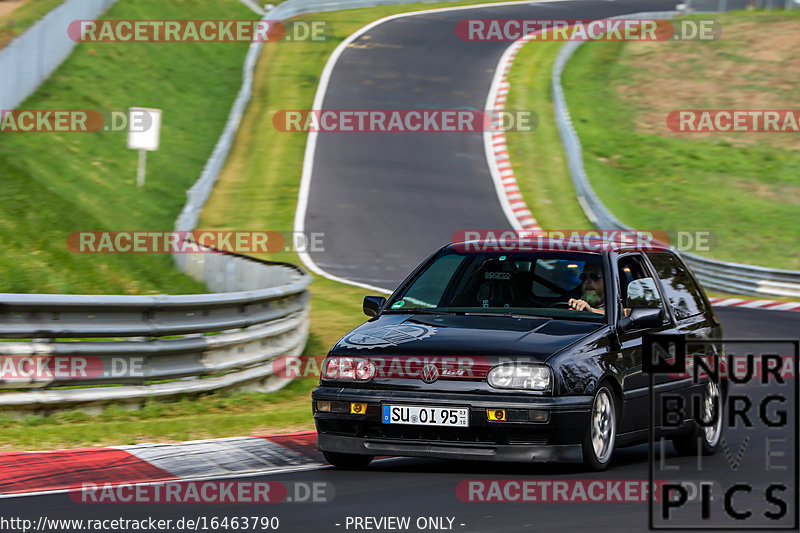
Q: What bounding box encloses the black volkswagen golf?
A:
[312,238,724,470]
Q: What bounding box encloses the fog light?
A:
[316,401,331,412]
[350,402,367,414]
[487,409,506,421]
[528,409,549,422]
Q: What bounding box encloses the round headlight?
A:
[322,356,375,381]
[355,359,376,380]
[487,364,551,391]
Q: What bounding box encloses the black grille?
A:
[317,420,549,445]
[318,420,361,436]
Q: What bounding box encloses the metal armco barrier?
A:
[552,11,800,299]
[0,253,311,411]
[0,0,118,111]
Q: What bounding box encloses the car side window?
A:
[646,252,706,320]
[618,256,664,310]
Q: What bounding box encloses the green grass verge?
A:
[559,10,800,270]
[504,40,592,230]
[0,376,319,451]
[0,0,258,294]
[0,0,64,49]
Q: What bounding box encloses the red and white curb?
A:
[485,32,545,234]
[708,298,800,312]
[0,431,321,496]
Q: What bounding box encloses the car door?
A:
[614,253,676,434]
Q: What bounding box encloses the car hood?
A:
[330,313,603,362]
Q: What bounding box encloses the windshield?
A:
[387,250,607,322]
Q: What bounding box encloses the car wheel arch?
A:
[593,375,623,423]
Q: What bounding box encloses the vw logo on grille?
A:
[421,363,439,384]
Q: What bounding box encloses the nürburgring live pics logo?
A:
[644,334,798,530]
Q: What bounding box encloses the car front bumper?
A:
[312,386,592,463]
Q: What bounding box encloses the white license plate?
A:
[382,405,469,427]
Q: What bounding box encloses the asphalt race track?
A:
[3,1,795,532]
[302,0,750,291]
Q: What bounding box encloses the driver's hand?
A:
[568,298,592,312]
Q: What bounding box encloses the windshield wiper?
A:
[383,308,458,315]
[463,311,548,319]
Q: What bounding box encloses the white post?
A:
[137,149,147,187]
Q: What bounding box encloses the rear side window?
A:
[647,253,706,320]
[618,255,664,310]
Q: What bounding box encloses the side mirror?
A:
[363,296,387,317]
[619,307,662,331]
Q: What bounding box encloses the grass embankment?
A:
[0,0,539,451]
[506,11,800,271]
[0,0,260,293]
[0,0,64,49]
[559,11,800,270]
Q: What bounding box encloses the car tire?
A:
[672,380,724,456]
[323,451,374,469]
[582,385,617,471]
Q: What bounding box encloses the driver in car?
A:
[568,263,605,315]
